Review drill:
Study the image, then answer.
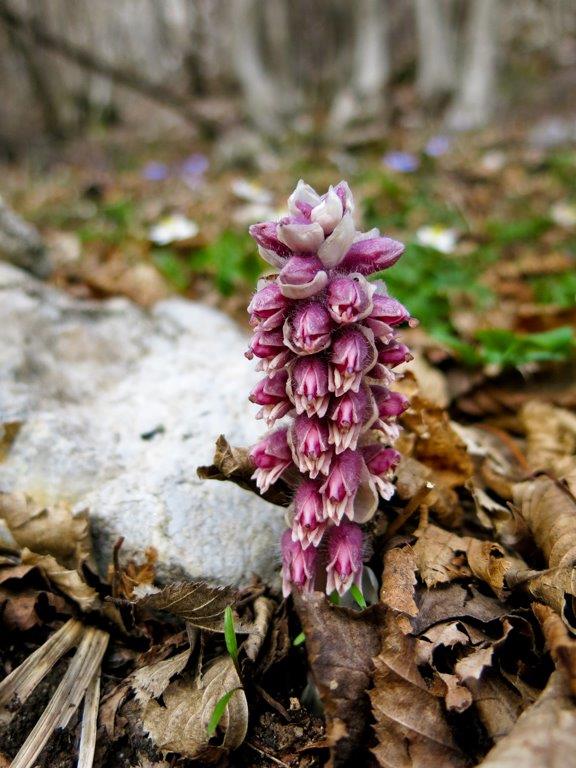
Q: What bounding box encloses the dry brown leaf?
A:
[0,492,92,567]
[197,434,292,506]
[521,401,576,481]
[412,584,509,635]
[294,592,383,767]
[132,648,192,705]
[516,566,576,630]
[465,673,525,743]
[370,611,468,768]
[380,544,418,618]
[142,656,247,761]
[241,595,275,664]
[476,671,576,768]
[413,525,471,587]
[134,580,238,633]
[401,397,474,490]
[514,475,576,568]
[533,603,576,696]
[0,421,22,462]
[464,539,512,595]
[20,548,101,612]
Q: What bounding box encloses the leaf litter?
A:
[2,128,576,767]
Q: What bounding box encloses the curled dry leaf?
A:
[294,592,383,767]
[514,473,576,570]
[411,583,510,635]
[241,595,275,664]
[133,580,238,633]
[379,543,418,619]
[132,648,192,706]
[20,548,101,612]
[413,524,471,588]
[142,656,248,761]
[521,401,576,482]
[476,671,576,768]
[0,492,92,568]
[370,611,468,768]
[533,603,576,696]
[197,434,292,506]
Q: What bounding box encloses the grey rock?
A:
[0,264,285,585]
[0,197,51,278]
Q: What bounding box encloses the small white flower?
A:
[231,178,273,205]
[550,201,576,229]
[149,214,199,245]
[480,150,507,174]
[416,225,459,254]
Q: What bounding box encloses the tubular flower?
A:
[247,181,413,597]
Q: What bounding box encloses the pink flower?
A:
[249,221,292,267]
[250,428,292,493]
[248,281,289,330]
[328,385,377,453]
[249,370,291,425]
[245,180,413,599]
[362,445,400,498]
[327,274,375,324]
[328,327,376,396]
[326,520,364,596]
[319,449,362,522]
[339,231,404,276]
[278,255,328,299]
[281,530,317,597]
[289,414,332,478]
[284,302,332,356]
[292,480,328,549]
[288,357,330,418]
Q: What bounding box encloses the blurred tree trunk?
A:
[414,0,456,106]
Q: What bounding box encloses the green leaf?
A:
[152,249,191,291]
[328,591,341,606]
[474,326,575,366]
[207,688,242,737]
[292,631,306,647]
[350,584,367,610]
[224,606,239,666]
[530,272,576,308]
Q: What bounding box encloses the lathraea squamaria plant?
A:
[246,180,414,599]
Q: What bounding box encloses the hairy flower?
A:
[250,427,292,493]
[326,520,364,596]
[288,357,330,418]
[291,479,328,549]
[247,180,413,599]
[281,530,317,597]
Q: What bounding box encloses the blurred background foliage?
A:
[0,0,575,373]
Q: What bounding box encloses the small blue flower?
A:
[142,161,169,181]
[424,135,451,157]
[382,151,420,173]
[180,153,209,178]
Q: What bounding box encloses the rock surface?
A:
[0,264,285,585]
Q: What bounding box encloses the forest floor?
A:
[1,122,576,767]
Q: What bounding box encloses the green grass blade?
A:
[224,606,239,666]
[350,584,367,610]
[292,631,306,647]
[207,688,241,737]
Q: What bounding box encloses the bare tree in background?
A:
[0,0,573,149]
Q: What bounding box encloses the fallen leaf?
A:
[514,475,576,568]
[533,602,576,695]
[294,592,383,767]
[20,548,101,612]
[0,492,92,567]
[413,525,471,587]
[475,671,576,767]
[521,401,576,482]
[379,544,418,618]
[142,656,247,760]
[411,584,510,635]
[134,580,238,633]
[132,648,192,705]
[370,611,468,768]
[198,434,293,506]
